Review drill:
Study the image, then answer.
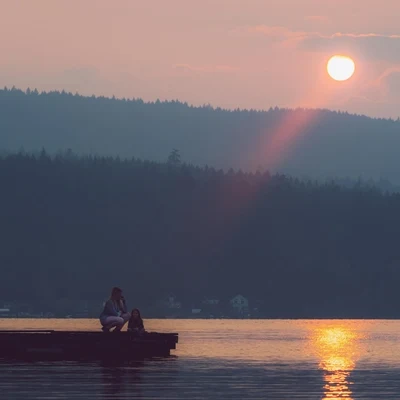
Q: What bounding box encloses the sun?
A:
[327,55,355,81]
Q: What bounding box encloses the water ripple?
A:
[1,319,400,398]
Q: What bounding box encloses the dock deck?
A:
[0,330,179,361]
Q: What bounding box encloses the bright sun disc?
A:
[327,55,355,81]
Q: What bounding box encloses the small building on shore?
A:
[0,308,10,317]
[230,294,249,315]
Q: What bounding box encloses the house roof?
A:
[230,294,247,299]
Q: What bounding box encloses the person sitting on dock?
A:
[127,308,146,335]
[100,287,131,332]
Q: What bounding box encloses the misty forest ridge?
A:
[1,150,400,318]
[1,87,400,184]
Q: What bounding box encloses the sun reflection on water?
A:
[311,324,362,400]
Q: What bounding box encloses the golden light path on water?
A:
[310,322,364,400]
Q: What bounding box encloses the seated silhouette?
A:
[127,308,146,335]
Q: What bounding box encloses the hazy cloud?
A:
[247,25,400,61]
[300,33,400,62]
[338,67,400,117]
[380,68,400,101]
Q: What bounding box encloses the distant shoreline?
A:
[1,317,400,320]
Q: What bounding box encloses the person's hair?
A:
[110,287,122,300]
[131,308,142,319]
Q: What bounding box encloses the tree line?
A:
[1,150,400,317]
[1,87,400,184]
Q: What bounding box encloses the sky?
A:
[1,0,400,119]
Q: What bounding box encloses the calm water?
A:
[1,319,400,399]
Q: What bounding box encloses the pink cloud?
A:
[337,66,400,111]
[247,25,400,41]
[329,33,400,39]
[243,25,400,61]
[376,67,400,100]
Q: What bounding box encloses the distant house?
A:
[230,295,249,314]
[0,301,14,317]
[0,308,10,317]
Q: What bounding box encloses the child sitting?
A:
[127,308,146,334]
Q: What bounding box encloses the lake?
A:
[0,319,400,399]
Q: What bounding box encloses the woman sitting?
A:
[127,308,146,334]
[100,287,131,332]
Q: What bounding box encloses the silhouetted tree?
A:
[167,149,181,167]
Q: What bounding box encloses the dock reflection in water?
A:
[100,360,145,399]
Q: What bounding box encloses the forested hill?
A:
[1,87,400,183]
[1,151,400,318]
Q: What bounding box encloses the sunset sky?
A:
[1,0,400,118]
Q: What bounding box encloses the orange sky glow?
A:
[1,0,400,119]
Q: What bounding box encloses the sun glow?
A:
[327,55,355,81]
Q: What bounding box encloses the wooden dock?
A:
[0,330,179,361]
